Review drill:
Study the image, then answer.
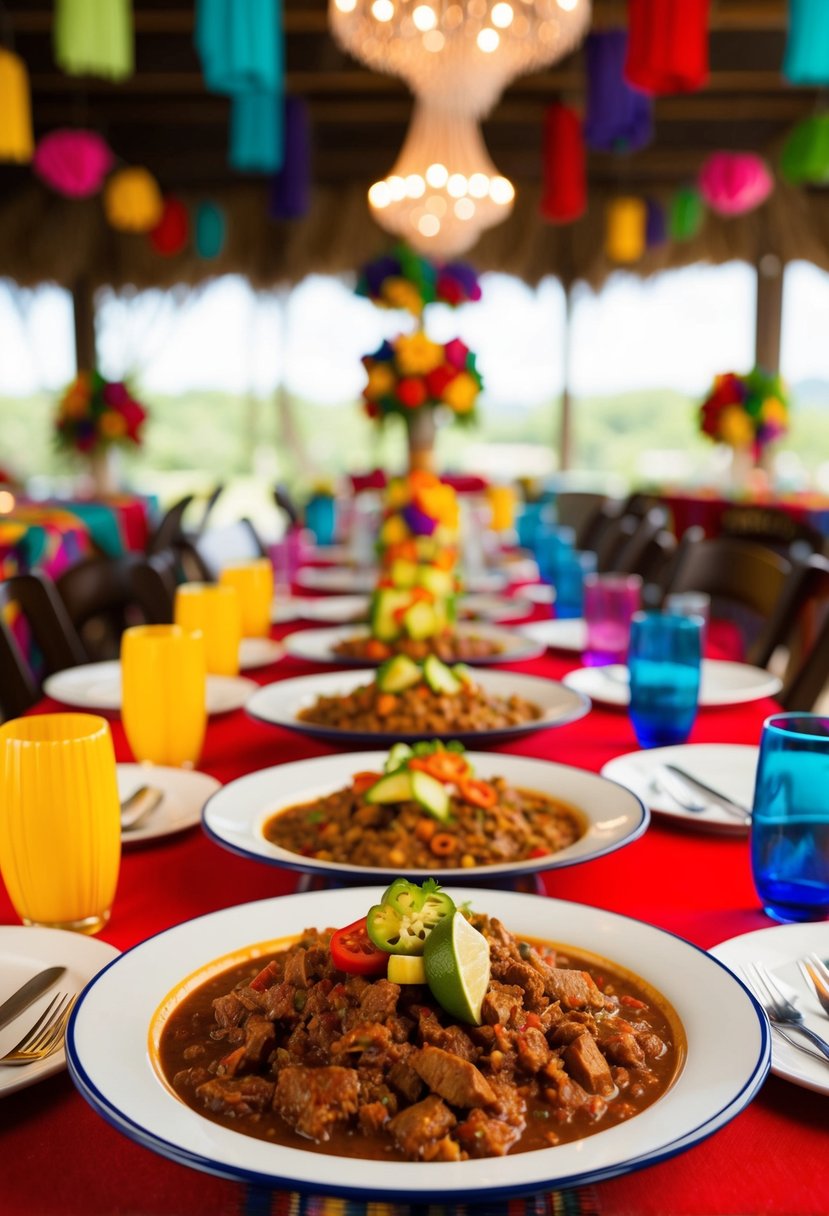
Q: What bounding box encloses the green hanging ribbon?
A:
[54,0,134,82]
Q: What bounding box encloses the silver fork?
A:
[798,953,829,1018]
[749,962,829,1061]
[0,992,76,1066]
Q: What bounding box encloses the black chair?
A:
[192,519,268,581]
[756,554,829,710]
[553,492,610,549]
[663,537,795,665]
[719,503,823,559]
[577,500,625,555]
[56,553,176,661]
[0,572,88,718]
[613,508,671,576]
[274,483,301,529]
[186,485,224,541]
[145,494,195,557]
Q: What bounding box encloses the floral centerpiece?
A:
[699,368,789,456]
[54,372,148,494]
[357,245,484,471]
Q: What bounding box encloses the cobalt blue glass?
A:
[536,524,575,584]
[516,501,547,551]
[750,713,829,923]
[305,495,336,546]
[554,549,597,620]
[628,612,702,749]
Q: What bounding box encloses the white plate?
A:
[0,927,118,1098]
[711,923,829,1097]
[563,660,783,709]
[270,598,309,625]
[459,593,534,622]
[522,618,587,653]
[281,624,545,667]
[44,662,258,716]
[522,583,556,605]
[238,638,284,671]
[601,744,758,836]
[202,751,648,882]
[295,567,376,594]
[66,887,769,1197]
[117,764,221,845]
[287,595,370,624]
[246,667,590,745]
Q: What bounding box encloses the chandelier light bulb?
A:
[412,4,437,30]
[426,161,449,187]
[491,3,515,28]
[371,0,394,21]
[477,27,500,52]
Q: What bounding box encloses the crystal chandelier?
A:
[330,0,591,117]
[368,100,514,257]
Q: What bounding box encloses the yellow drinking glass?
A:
[174,583,241,676]
[219,558,274,638]
[487,485,516,533]
[0,714,121,934]
[121,625,207,767]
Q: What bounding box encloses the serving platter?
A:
[281,624,545,667]
[601,744,758,836]
[245,668,590,746]
[66,887,769,1198]
[201,751,649,882]
[43,662,257,716]
[563,660,782,709]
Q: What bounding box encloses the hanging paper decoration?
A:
[195,201,226,259]
[699,152,773,216]
[104,167,164,232]
[0,49,33,163]
[780,114,829,184]
[269,97,311,220]
[539,104,586,224]
[626,0,710,95]
[783,0,829,86]
[605,197,647,263]
[195,0,283,95]
[149,197,189,257]
[645,198,667,248]
[584,31,652,153]
[33,129,112,197]
[229,90,284,173]
[669,186,705,241]
[53,0,134,82]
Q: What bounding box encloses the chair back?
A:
[761,555,829,711]
[553,492,610,548]
[56,553,177,660]
[719,503,823,558]
[146,494,194,556]
[193,520,268,581]
[0,572,88,719]
[613,507,671,575]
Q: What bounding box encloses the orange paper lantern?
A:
[0,49,33,163]
[605,197,647,263]
[104,167,164,232]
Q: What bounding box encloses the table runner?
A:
[0,615,826,1216]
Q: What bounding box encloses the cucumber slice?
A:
[411,770,451,821]
[385,742,414,772]
[370,589,410,642]
[404,599,439,640]
[376,655,423,693]
[423,654,461,695]
[365,770,415,804]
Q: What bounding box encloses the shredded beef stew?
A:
[159,915,683,1160]
[262,781,584,869]
[333,631,504,664]
[297,680,541,735]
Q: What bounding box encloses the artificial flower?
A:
[441,371,479,413]
[395,331,445,376]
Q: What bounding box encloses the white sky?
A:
[0,261,825,402]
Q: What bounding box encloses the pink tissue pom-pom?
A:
[33,129,113,198]
[699,152,773,216]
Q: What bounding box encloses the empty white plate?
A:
[563,660,782,709]
[44,662,257,716]
[522,617,587,653]
[601,743,758,835]
[238,638,283,671]
[117,764,221,845]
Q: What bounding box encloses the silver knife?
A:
[663,763,751,820]
[0,966,66,1033]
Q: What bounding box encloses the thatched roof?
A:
[1,0,827,289]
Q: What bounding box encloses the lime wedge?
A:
[423,909,491,1025]
[387,954,426,984]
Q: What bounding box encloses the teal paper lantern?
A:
[195,201,226,259]
[669,186,705,241]
[783,0,829,86]
[195,0,283,95]
[230,91,284,173]
[780,114,829,184]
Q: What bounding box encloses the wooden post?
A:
[559,282,573,471]
[755,252,783,373]
[71,276,96,372]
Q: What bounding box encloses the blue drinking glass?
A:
[305,495,336,546]
[516,501,547,550]
[554,549,597,620]
[536,524,575,584]
[750,713,829,923]
[628,612,703,749]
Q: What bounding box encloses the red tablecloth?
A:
[1,616,827,1216]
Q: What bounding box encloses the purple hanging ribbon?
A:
[646,197,667,247]
[584,30,653,154]
[269,96,311,219]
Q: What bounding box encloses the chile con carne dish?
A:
[332,629,504,664]
[297,655,541,735]
[261,742,584,869]
[159,884,682,1163]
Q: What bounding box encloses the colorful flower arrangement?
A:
[54,372,148,454]
[377,470,460,581]
[357,244,482,317]
[699,368,789,453]
[362,334,483,423]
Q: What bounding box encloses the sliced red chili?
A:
[457,777,498,809]
[329,917,388,976]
